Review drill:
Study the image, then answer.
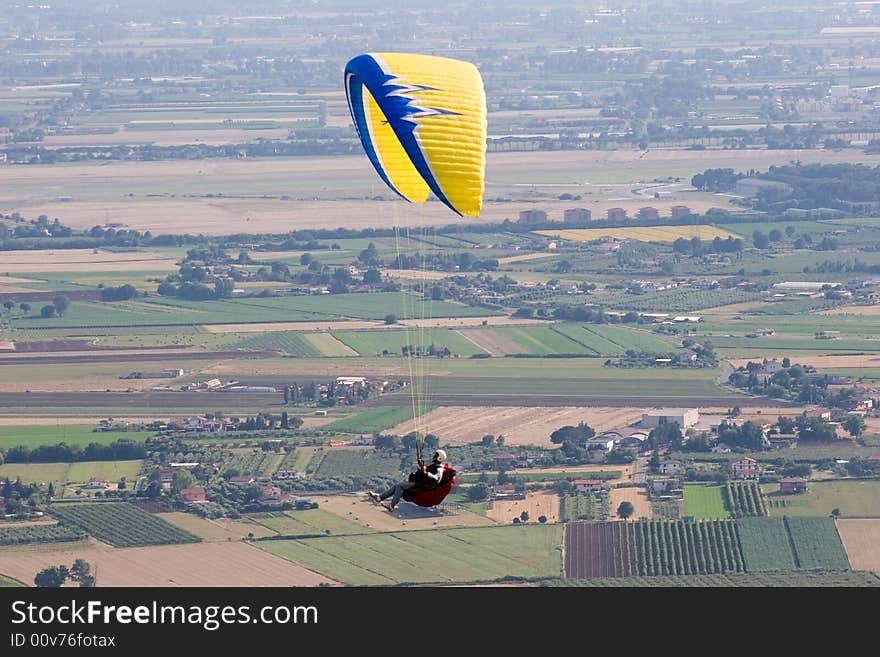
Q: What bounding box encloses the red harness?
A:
[401,465,457,507]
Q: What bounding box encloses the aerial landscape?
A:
[2,0,880,590]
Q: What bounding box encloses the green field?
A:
[494,326,591,355]
[303,333,359,356]
[230,331,321,356]
[332,328,484,357]
[249,509,374,536]
[0,425,153,450]
[764,480,880,517]
[0,460,143,492]
[49,503,200,547]
[718,221,841,238]
[10,292,493,329]
[314,450,403,478]
[785,517,850,571]
[683,485,730,520]
[0,523,85,546]
[736,517,798,572]
[322,406,423,434]
[259,524,563,585]
[0,575,23,587]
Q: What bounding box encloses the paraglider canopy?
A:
[344,52,487,217]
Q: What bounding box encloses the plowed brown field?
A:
[390,406,644,447]
[0,541,335,587]
[486,492,559,524]
[836,519,880,571]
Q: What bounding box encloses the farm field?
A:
[314,493,496,533]
[786,517,850,571]
[249,509,375,536]
[0,425,153,450]
[455,328,524,356]
[0,248,178,274]
[201,315,526,334]
[9,292,493,330]
[554,324,677,355]
[7,149,880,232]
[559,494,604,522]
[764,480,880,518]
[0,575,22,586]
[230,331,321,356]
[683,485,730,520]
[494,326,592,355]
[332,327,484,357]
[609,486,652,520]
[323,406,423,434]
[737,517,798,572]
[313,450,403,479]
[535,225,740,243]
[0,460,143,492]
[389,406,644,448]
[835,519,880,572]
[485,492,559,524]
[556,572,880,587]
[303,333,359,356]
[0,541,334,587]
[565,519,745,578]
[158,513,277,542]
[258,524,563,585]
[564,522,637,578]
[0,523,84,546]
[49,503,200,547]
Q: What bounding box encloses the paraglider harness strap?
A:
[407,443,455,490]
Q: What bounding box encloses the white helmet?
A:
[434,449,447,462]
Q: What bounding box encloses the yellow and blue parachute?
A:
[344,52,487,217]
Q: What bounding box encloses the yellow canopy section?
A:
[345,52,487,217]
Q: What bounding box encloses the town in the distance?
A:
[1,0,880,588]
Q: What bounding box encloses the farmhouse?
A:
[658,459,683,475]
[82,478,109,490]
[779,477,807,494]
[730,457,760,480]
[803,408,832,420]
[274,470,305,480]
[180,487,207,503]
[573,479,605,494]
[492,484,524,500]
[642,408,700,429]
[651,478,677,494]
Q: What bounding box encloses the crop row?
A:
[50,503,200,547]
[0,523,84,546]
[724,482,767,518]
[230,331,320,357]
[560,494,601,522]
[633,519,744,576]
[222,451,279,476]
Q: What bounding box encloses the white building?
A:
[642,408,700,429]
